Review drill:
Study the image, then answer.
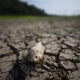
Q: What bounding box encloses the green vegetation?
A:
[0,0,47,16]
[0,16,38,19]
[22,53,25,58]
[0,15,80,19]
[0,14,80,21]
[34,25,43,38]
[38,32,43,38]
[34,26,39,32]
[55,29,61,34]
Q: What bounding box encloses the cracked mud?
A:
[0,18,80,80]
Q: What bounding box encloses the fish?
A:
[27,42,45,62]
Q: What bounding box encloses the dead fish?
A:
[27,42,45,62]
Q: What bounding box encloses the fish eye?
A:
[35,56,38,59]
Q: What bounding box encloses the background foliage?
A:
[0,0,47,16]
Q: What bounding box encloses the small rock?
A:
[53,62,58,67]
[43,55,52,64]
[52,72,61,80]
[51,56,56,61]
[36,68,46,73]
[67,71,74,79]
[60,61,76,69]
[43,64,51,71]
[30,71,38,77]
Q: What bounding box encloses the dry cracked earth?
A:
[0,17,80,80]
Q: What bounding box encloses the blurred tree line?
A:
[0,0,47,16]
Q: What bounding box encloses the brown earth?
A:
[0,17,80,80]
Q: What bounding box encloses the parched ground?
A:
[0,17,80,80]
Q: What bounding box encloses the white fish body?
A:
[28,42,45,62]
